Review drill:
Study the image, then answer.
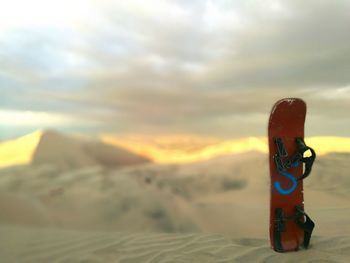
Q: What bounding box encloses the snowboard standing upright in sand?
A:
[268,98,316,252]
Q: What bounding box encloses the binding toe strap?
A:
[273,206,315,252]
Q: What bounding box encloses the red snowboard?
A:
[268,98,315,252]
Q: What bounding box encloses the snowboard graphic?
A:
[268,98,316,252]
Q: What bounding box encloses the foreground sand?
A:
[1,224,349,263]
[1,133,350,262]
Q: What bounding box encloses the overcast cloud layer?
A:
[1,0,350,139]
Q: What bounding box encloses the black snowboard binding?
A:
[274,137,316,180]
[273,138,316,252]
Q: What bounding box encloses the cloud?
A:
[0,109,79,127]
[0,0,350,138]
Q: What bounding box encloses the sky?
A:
[1,0,350,140]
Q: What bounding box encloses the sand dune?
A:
[0,130,150,169]
[1,143,350,262]
[1,224,349,263]
[0,164,197,232]
[33,130,151,169]
[1,151,349,237]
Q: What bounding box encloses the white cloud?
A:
[1,0,350,137]
[318,86,350,100]
[0,0,99,31]
[0,110,77,126]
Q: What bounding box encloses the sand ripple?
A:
[1,225,349,263]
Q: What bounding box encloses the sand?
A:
[0,130,150,170]
[1,224,350,263]
[1,132,350,262]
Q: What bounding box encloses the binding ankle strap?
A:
[294,138,316,180]
[295,205,315,248]
[274,137,316,181]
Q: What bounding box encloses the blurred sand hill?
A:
[0,130,150,169]
[0,130,350,262]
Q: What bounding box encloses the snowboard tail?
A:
[268,98,316,252]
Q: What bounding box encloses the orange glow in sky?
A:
[102,134,350,164]
[1,131,350,168]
